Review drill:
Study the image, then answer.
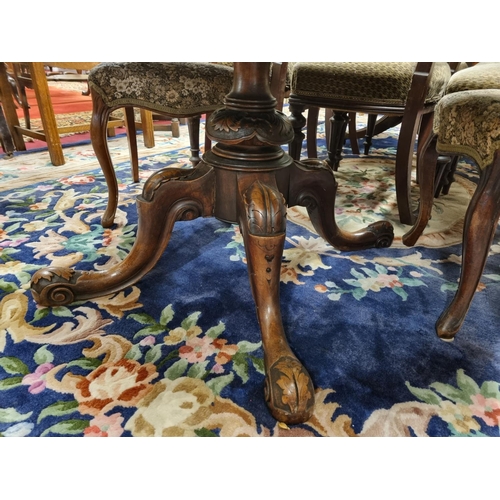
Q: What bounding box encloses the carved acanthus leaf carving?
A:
[244,181,286,236]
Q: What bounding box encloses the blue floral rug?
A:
[1,120,499,437]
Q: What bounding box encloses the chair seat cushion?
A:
[290,62,451,106]
[434,89,500,169]
[88,62,234,115]
[446,62,500,94]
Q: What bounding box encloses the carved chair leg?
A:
[204,112,212,155]
[140,109,155,149]
[289,159,394,251]
[288,102,307,161]
[30,163,216,307]
[187,115,202,166]
[237,175,315,424]
[124,107,140,183]
[440,155,459,196]
[0,105,15,156]
[90,95,120,228]
[171,118,180,137]
[436,151,500,340]
[329,111,348,171]
[306,106,319,158]
[395,110,425,225]
[402,135,438,246]
[347,112,360,155]
[364,113,378,155]
[325,108,333,150]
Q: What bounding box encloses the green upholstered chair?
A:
[288,62,452,226]
[405,62,500,339]
[88,62,234,228]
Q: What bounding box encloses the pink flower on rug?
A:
[59,174,96,185]
[84,413,125,437]
[0,237,29,248]
[357,273,403,292]
[35,184,54,191]
[211,363,225,374]
[139,335,156,346]
[469,394,500,426]
[22,363,55,394]
[179,336,216,363]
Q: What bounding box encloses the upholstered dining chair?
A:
[88,62,235,228]
[288,62,452,226]
[89,62,289,228]
[402,62,500,339]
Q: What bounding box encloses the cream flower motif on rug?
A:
[125,377,215,437]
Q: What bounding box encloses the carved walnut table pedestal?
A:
[30,63,394,425]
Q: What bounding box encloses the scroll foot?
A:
[30,163,215,307]
[289,159,394,251]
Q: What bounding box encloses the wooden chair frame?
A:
[288,62,437,227]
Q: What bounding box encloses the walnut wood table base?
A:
[30,63,394,425]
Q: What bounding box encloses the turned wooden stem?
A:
[225,62,276,111]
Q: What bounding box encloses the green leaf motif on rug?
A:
[232,352,250,383]
[405,381,442,405]
[206,373,234,396]
[37,400,80,424]
[165,358,189,380]
[133,324,165,339]
[0,377,24,390]
[145,344,163,364]
[160,304,175,326]
[194,428,218,437]
[34,345,54,365]
[128,312,158,325]
[0,279,19,294]
[456,369,481,400]
[41,419,90,437]
[0,407,33,424]
[429,382,469,404]
[181,311,201,331]
[0,356,30,375]
[187,361,209,379]
[51,306,74,318]
[206,322,225,339]
[67,358,102,370]
[481,380,500,399]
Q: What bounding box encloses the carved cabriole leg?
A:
[30,163,215,307]
[289,159,394,251]
[402,134,438,247]
[288,102,307,161]
[436,151,500,341]
[90,94,120,229]
[237,175,315,424]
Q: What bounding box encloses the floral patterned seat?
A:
[431,78,500,340]
[87,62,234,228]
[89,62,234,116]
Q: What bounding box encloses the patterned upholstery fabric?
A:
[446,63,500,94]
[290,62,451,105]
[88,62,234,115]
[433,89,500,170]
